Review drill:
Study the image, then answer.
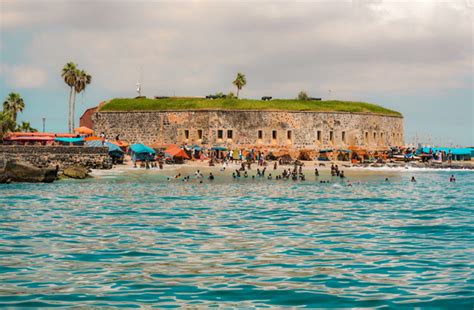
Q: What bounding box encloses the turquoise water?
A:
[1,169,473,308]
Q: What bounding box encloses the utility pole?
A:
[42,117,46,132]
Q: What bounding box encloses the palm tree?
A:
[0,111,16,139]
[232,73,247,98]
[16,121,37,133]
[72,69,92,130]
[62,62,77,133]
[3,92,25,122]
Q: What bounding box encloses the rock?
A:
[1,159,57,183]
[62,166,90,179]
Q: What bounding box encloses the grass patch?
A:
[99,97,402,116]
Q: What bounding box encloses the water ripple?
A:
[0,170,473,307]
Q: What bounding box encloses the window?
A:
[272,130,277,140]
[365,132,369,142]
[342,131,346,143]
[287,130,292,140]
[227,130,233,139]
[197,129,203,139]
[258,130,263,139]
[217,130,223,139]
[373,132,377,140]
[184,130,189,139]
[380,132,384,141]
[317,130,322,142]
[329,131,334,142]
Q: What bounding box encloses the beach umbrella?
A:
[74,126,94,135]
[165,145,190,159]
[130,143,156,154]
[86,140,124,154]
[211,146,227,151]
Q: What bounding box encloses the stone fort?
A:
[91,109,404,150]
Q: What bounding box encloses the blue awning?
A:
[55,137,84,143]
[86,140,123,153]
[418,147,472,156]
[130,143,156,154]
[211,146,227,151]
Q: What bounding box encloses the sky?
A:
[0,0,472,146]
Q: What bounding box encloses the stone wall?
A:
[93,110,404,150]
[0,145,112,169]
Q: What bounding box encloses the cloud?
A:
[1,0,472,99]
[0,64,48,89]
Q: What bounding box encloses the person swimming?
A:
[411,176,416,182]
[209,173,215,181]
[450,175,456,182]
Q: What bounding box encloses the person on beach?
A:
[450,175,456,182]
[274,162,277,170]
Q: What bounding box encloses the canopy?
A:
[7,132,78,138]
[86,140,124,154]
[418,147,472,156]
[84,136,102,141]
[191,145,202,151]
[165,145,190,159]
[337,149,352,153]
[211,146,227,151]
[55,137,84,143]
[5,136,54,141]
[319,149,334,153]
[74,126,94,134]
[130,143,156,154]
[111,140,130,148]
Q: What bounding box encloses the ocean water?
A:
[1,169,473,308]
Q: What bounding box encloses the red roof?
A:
[5,136,55,141]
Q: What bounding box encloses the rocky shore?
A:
[0,145,110,183]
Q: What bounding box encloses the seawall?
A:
[0,145,112,170]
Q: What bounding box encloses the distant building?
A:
[79,106,98,129]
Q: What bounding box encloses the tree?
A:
[72,69,92,130]
[62,62,78,133]
[0,111,16,140]
[297,90,309,101]
[3,92,25,122]
[232,73,247,98]
[16,121,37,133]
